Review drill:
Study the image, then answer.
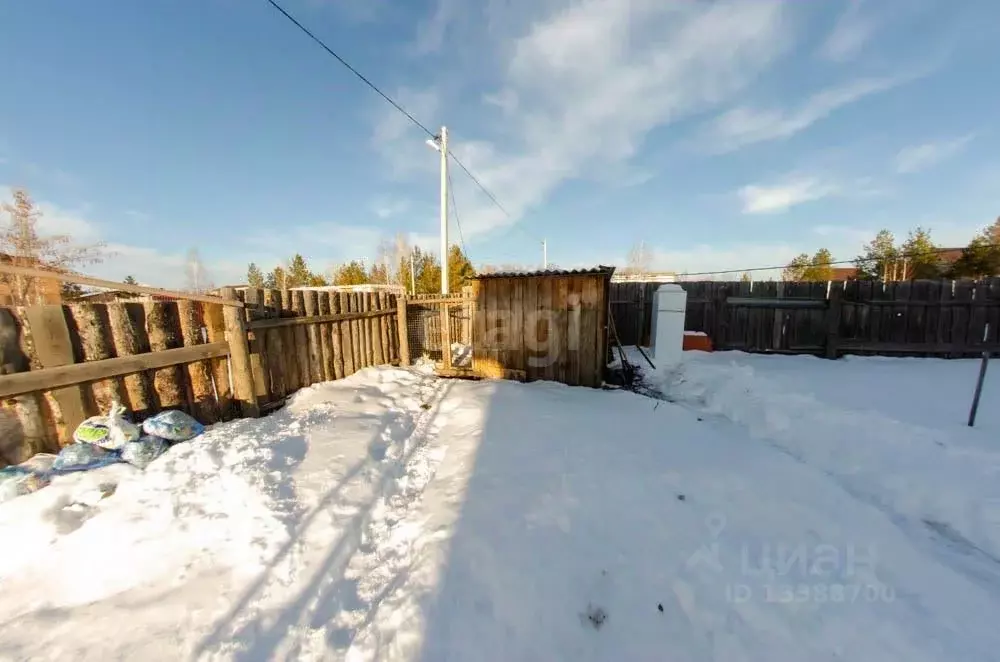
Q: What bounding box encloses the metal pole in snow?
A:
[968,323,991,427]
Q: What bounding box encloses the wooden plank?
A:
[378,292,391,364]
[359,292,370,367]
[202,302,234,420]
[317,292,335,380]
[0,342,231,399]
[396,295,410,366]
[510,278,525,376]
[0,309,55,459]
[23,305,88,444]
[341,292,356,375]
[440,299,453,369]
[144,301,187,411]
[596,276,609,383]
[220,287,259,417]
[263,289,287,399]
[523,279,541,380]
[292,291,312,385]
[177,300,222,423]
[107,302,157,420]
[540,277,556,381]
[579,277,598,387]
[369,293,385,366]
[67,304,127,413]
[351,293,364,371]
[952,280,974,356]
[279,289,301,392]
[0,263,242,307]
[825,287,841,359]
[328,293,345,378]
[567,277,582,386]
[554,277,569,383]
[303,290,324,384]
[243,288,270,403]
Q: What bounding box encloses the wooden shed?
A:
[471,267,615,387]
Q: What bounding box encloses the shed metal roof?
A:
[472,266,616,280]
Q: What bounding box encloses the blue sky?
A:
[1,0,997,286]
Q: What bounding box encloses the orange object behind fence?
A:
[683,332,713,352]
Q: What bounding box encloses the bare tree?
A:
[0,188,105,306]
[184,248,213,293]
[625,241,652,276]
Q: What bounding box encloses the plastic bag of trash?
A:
[0,465,51,503]
[51,443,121,473]
[73,400,141,450]
[142,410,204,442]
[121,435,167,470]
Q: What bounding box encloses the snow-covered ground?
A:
[1,354,999,661]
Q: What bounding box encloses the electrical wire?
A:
[676,243,999,278]
[264,0,436,140]
[264,0,521,237]
[447,167,469,259]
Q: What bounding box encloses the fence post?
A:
[397,296,411,366]
[440,300,453,369]
[825,285,842,359]
[221,287,259,418]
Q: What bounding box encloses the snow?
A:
[1,356,999,660]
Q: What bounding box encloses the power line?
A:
[263,0,436,140]
[264,0,524,243]
[676,243,997,278]
[447,167,469,258]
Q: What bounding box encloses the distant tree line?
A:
[245,235,475,295]
[783,218,1000,282]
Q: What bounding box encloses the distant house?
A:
[831,267,858,280]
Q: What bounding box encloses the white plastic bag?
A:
[73,400,140,450]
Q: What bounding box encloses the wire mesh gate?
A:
[404,292,473,366]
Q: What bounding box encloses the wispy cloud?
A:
[894,134,974,173]
[820,0,877,62]
[739,177,839,214]
[704,73,922,153]
[384,0,793,239]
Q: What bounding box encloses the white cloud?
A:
[820,0,876,62]
[705,73,919,152]
[386,0,794,239]
[739,177,838,214]
[894,134,974,174]
[372,198,411,219]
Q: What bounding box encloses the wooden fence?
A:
[0,287,402,466]
[238,288,400,410]
[612,278,1000,357]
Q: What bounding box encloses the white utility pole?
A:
[439,126,449,294]
[542,239,548,269]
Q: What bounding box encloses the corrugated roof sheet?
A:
[472,266,616,280]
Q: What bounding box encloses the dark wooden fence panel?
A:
[610,278,1000,358]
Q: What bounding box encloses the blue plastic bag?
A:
[121,436,167,470]
[142,410,204,442]
[0,466,50,503]
[51,443,121,473]
[73,401,141,450]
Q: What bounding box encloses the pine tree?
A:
[900,227,940,279]
[949,222,1000,278]
[740,272,752,283]
[333,260,368,286]
[802,248,834,281]
[369,262,390,285]
[123,275,138,285]
[0,188,105,305]
[447,244,476,293]
[412,247,442,294]
[247,262,265,288]
[287,254,311,288]
[855,230,898,280]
